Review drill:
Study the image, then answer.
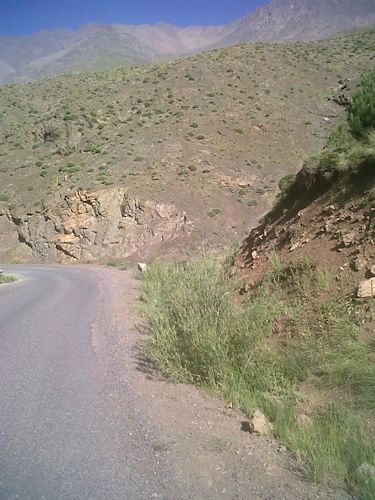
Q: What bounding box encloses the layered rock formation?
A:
[0,187,188,263]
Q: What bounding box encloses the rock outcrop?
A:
[358,278,375,299]
[0,187,189,263]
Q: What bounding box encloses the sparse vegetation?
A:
[0,192,10,202]
[276,72,375,213]
[208,208,221,217]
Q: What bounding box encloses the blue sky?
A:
[0,0,269,36]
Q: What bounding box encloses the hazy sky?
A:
[1,0,269,35]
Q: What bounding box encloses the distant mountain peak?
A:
[1,0,375,84]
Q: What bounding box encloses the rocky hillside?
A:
[220,0,375,45]
[0,30,374,263]
[234,157,374,294]
[233,76,375,299]
[1,0,375,84]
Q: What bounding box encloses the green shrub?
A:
[278,173,296,193]
[0,192,10,202]
[239,187,250,196]
[326,123,356,152]
[348,71,375,139]
[208,208,221,217]
[317,151,342,172]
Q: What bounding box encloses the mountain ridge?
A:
[1,0,375,84]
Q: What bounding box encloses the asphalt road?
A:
[0,265,182,500]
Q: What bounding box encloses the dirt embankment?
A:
[233,162,374,298]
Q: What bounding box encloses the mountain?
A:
[219,0,375,45]
[1,0,375,84]
[0,27,374,262]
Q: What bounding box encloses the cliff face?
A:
[0,187,188,263]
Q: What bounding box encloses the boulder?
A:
[248,409,273,435]
[357,278,375,298]
[138,263,148,273]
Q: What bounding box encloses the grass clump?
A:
[0,273,16,284]
[141,255,375,497]
[208,208,221,217]
[0,192,10,202]
[141,257,281,388]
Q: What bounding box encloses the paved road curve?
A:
[0,265,183,499]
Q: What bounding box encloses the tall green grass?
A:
[141,255,375,498]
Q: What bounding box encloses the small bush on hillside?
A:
[348,71,375,139]
[326,122,356,152]
[317,151,343,172]
[278,173,296,194]
[0,192,10,202]
[208,208,221,217]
